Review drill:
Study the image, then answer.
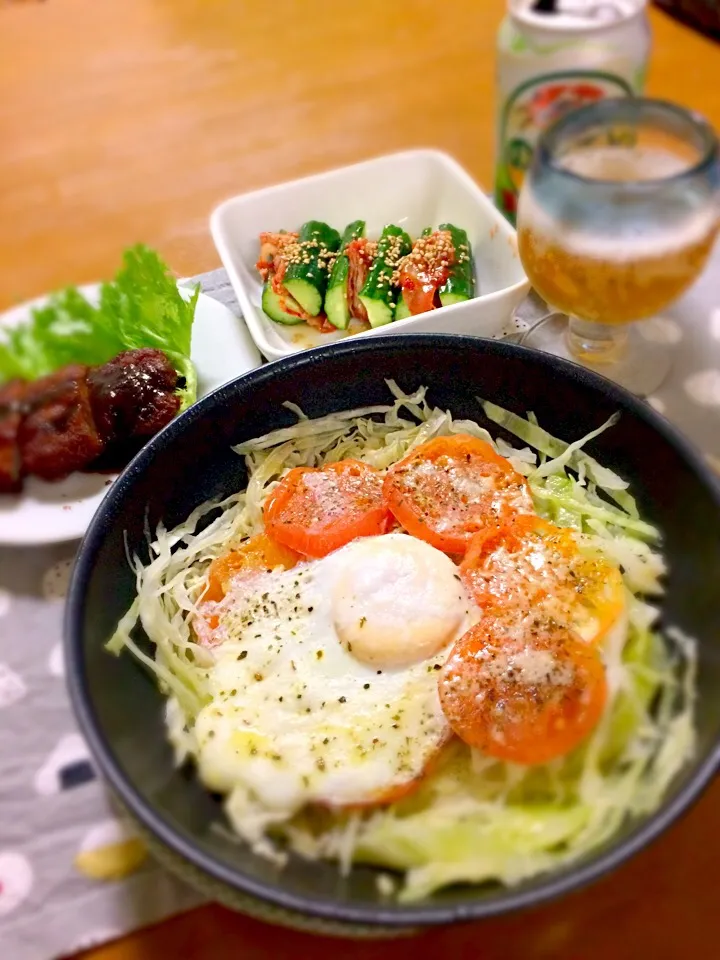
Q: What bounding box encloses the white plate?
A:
[0,284,261,546]
[210,149,530,361]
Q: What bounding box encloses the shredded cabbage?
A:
[108,382,696,900]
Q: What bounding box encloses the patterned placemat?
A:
[1,255,719,960]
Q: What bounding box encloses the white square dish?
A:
[210,149,530,361]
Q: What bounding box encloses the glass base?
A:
[521,315,672,397]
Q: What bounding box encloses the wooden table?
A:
[1,2,718,958]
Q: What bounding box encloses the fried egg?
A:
[193,534,476,840]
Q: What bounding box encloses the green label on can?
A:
[495,69,634,224]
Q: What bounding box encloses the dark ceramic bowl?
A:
[65,334,720,935]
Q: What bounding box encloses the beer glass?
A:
[517,98,719,395]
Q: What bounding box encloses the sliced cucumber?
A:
[361,298,392,328]
[394,299,412,321]
[438,223,475,307]
[438,291,468,308]
[261,282,305,325]
[283,220,341,316]
[325,220,366,330]
[283,277,323,316]
[339,219,366,247]
[325,281,350,330]
[359,224,411,328]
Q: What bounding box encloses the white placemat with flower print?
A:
[1,252,719,960]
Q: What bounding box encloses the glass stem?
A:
[566,317,629,366]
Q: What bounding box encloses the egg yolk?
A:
[330,533,470,668]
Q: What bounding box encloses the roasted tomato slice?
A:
[263,458,390,558]
[382,434,534,555]
[460,515,626,646]
[204,532,299,603]
[438,616,608,765]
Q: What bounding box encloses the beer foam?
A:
[559,146,691,182]
[519,162,717,262]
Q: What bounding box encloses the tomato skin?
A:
[263,459,390,558]
[438,617,608,765]
[383,434,534,555]
[204,533,299,602]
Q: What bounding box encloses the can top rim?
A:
[508,0,648,35]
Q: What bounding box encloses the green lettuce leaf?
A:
[0,245,199,409]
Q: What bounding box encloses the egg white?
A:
[193,534,476,839]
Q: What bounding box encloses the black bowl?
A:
[65,334,720,934]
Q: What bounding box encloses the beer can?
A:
[495,0,651,223]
